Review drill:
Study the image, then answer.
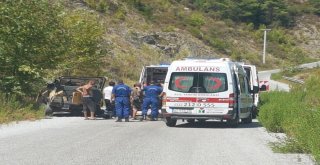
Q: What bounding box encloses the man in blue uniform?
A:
[141,80,163,121]
[112,80,132,122]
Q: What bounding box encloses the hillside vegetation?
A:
[0,0,319,122]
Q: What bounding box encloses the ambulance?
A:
[161,58,256,127]
[139,64,170,87]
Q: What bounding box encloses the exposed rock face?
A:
[129,31,218,58]
[294,15,320,58]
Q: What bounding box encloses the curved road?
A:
[0,117,315,165]
[258,69,290,92]
[258,61,320,92]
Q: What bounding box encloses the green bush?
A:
[187,12,205,27]
[188,27,203,39]
[270,72,283,81]
[259,72,320,162]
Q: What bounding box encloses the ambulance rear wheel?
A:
[165,117,177,127]
[227,115,239,127]
[186,119,195,123]
[242,110,253,124]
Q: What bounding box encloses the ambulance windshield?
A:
[169,72,228,93]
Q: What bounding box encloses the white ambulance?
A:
[242,64,259,118]
[139,64,170,87]
[161,58,256,127]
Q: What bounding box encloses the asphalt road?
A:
[0,117,315,165]
[2,62,319,165]
[258,69,290,92]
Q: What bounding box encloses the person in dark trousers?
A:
[112,80,132,122]
[131,83,142,120]
[103,81,115,116]
[76,80,96,120]
[141,80,163,121]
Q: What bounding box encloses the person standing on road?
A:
[131,83,142,120]
[141,80,163,121]
[76,80,96,120]
[112,80,132,122]
[103,81,115,115]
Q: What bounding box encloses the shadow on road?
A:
[175,120,262,129]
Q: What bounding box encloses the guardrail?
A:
[282,76,304,84]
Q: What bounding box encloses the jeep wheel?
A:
[45,105,53,117]
[186,119,195,123]
[71,109,83,116]
[165,117,177,127]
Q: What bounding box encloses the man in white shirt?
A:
[103,81,115,115]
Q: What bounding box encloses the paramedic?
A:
[141,80,163,121]
[112,80,132,122]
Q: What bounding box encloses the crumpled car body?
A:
[39,76,111,118]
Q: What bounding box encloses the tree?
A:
[58,9,105,77]
[0,0,67,96]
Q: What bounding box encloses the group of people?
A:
[77,79,163,122]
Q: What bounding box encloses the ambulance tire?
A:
[242,110,253,124]
[186,119,195,123]
[227,114,239,127]
[165,117,177,127]
[197,119,206,123]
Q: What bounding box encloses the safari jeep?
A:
[39,76,111,118]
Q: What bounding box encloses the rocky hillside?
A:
[0,0,319,96]
[68,0,319,80]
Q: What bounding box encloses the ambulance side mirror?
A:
[260,85,267,91]
[252,86,259,93]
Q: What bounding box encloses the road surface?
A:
[258,69,290,92]
[2,62,320,165]
[0,117,315,165]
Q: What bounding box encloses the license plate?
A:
[173,109,192,114]
[183,102,215,108]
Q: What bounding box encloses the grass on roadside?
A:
[258,71,320,162]
[0,93,44,124]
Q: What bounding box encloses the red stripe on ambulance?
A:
[166,97,230,103]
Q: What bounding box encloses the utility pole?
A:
[262,29,271,64]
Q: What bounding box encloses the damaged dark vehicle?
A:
[38,76,112,118]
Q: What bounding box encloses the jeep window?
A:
[169,72,228,93]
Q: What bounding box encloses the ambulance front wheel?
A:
[165,117,177,127]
